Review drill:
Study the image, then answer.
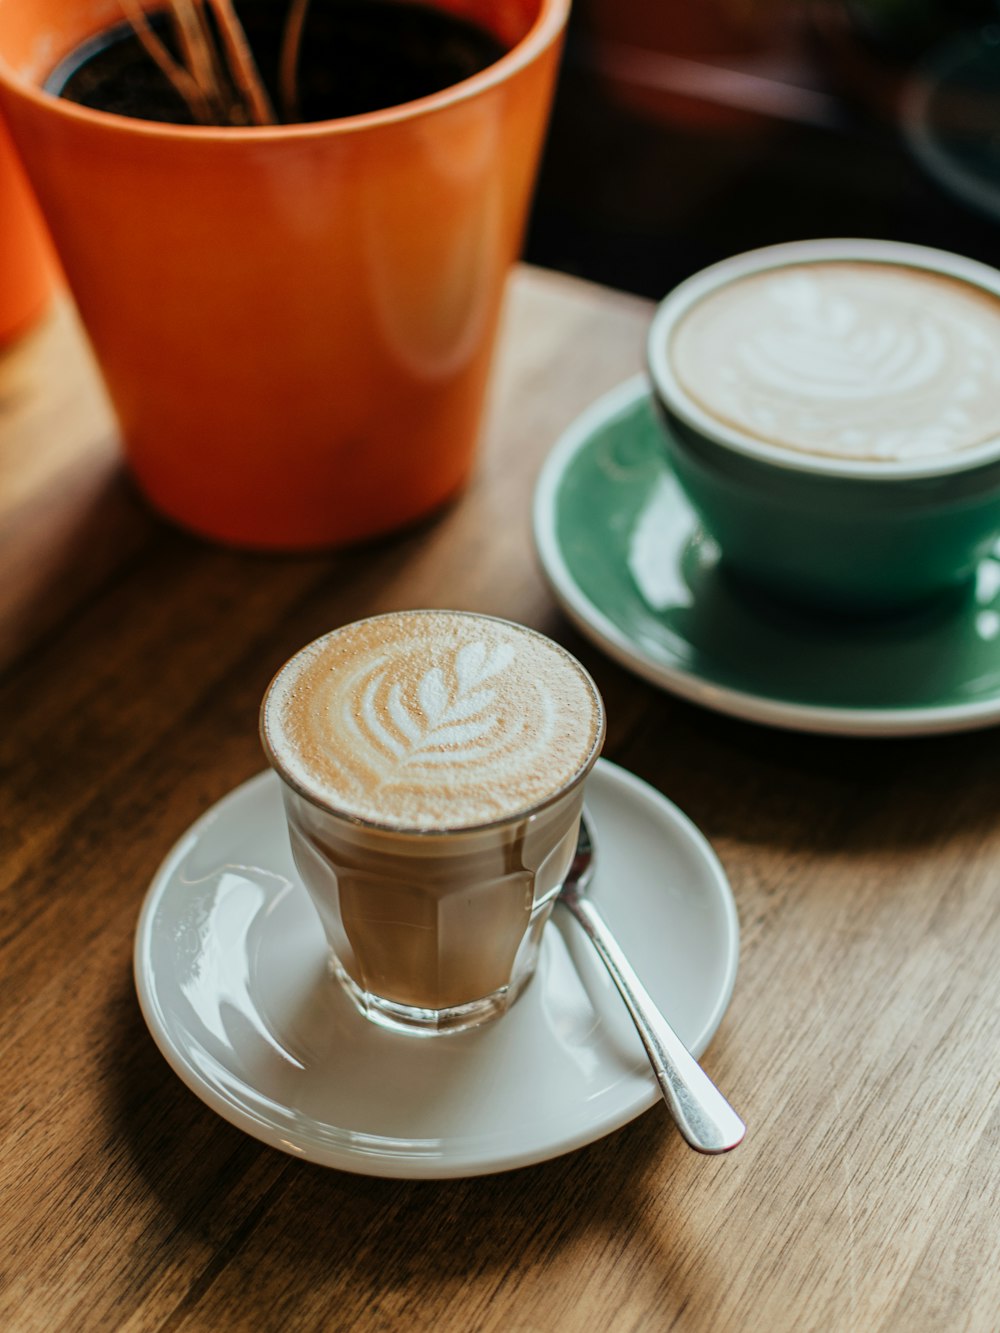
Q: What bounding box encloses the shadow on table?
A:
[0,461,157,674]
[105,964,720,1322]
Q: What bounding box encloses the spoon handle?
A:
[561,892,745,1154]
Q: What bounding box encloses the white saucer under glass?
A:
[134,761,739,1178]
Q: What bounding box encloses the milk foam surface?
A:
[263,611,603,829]
[671,262,1000,461]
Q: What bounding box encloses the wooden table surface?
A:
[2,266,999,1332]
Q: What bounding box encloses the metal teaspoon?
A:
[556,814,746,1154]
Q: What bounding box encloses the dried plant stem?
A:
[172,0,231,120]
[118,0,217,123]
[205,0,276,125]
[119,0,279,127]
[278,0,311,122]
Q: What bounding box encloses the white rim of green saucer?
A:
[533,376,1000,737]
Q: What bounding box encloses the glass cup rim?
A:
[260,609,606,839]
[646,237,1000,483]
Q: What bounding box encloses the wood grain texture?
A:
[2,267,999,1332]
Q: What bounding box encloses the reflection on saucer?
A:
[176,867,305,1071]
[534,375,1000,735]
[628,472,700,612]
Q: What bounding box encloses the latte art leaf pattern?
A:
[361,641,517,763]
[263,611,604,828]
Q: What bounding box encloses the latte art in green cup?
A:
[670,261,1000,464]
[647,240,1000,615]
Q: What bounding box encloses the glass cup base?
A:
[331,956,533,1036]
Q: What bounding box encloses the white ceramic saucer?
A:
[134,761,739,1178]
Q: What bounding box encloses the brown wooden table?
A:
[3,267,999,1331]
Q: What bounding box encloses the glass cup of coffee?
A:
[646,239,1000,615]
[261,610,604,1035]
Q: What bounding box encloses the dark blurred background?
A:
[524,0,1000,297]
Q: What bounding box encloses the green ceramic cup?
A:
[646,239,1000,615]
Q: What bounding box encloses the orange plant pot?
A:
[0,113,54,344]
[0,0,567,548]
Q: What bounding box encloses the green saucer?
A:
[533,378,1000,736]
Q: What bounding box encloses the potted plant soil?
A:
[0,0,568,548]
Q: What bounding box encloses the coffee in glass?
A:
[261,610,604,1034]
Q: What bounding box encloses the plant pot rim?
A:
[0,0,570,140]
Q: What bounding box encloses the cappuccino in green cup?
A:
[647,240,1000,614]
